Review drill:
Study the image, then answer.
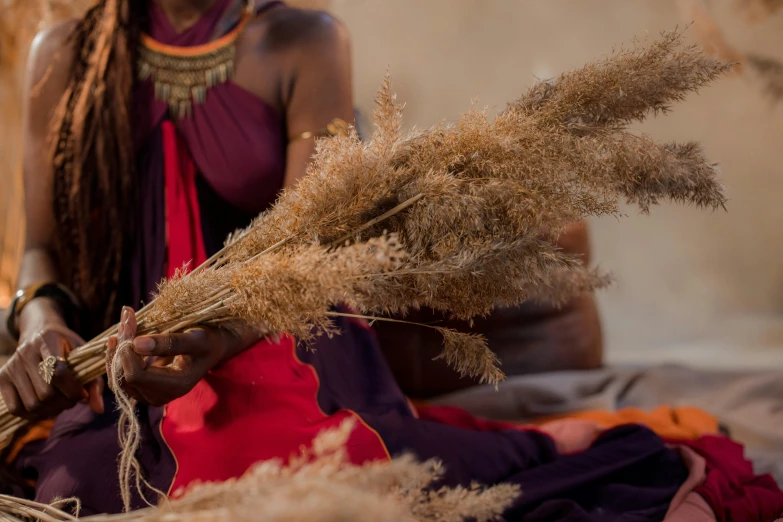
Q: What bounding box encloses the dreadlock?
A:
[49,0,148,334]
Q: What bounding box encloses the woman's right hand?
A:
[0,299,104,420]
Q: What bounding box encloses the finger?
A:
[86,378,105,415]
[17,346,55,404]
[117,315,124,339]
[24,340,85,405]
[0,372,27,419]
[132,329,210,358]
[36,331,86,403]
[119,307,137,343]
[106,337,118,389]
[8,358,44,414]
[51,361,89,403]
[118,346,147,400]
[121,363,192,406]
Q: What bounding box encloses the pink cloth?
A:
[417,405,606,456]
[664,446,712,521]
[538,419,602,455]
[669,435,783,522]
[664,494,717,522]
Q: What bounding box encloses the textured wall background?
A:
[330,0,783,368]
[1,0,781,367]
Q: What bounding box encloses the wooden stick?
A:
[330,193,424,248]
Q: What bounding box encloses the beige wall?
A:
[1,1,781,367]
[331,0,783,368]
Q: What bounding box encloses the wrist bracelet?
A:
[5,282,82,341]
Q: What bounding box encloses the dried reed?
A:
[746,54,783,102]
[0,419,520,522]
[0,27,729,517]
[681,0,783,102]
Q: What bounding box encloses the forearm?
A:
[15,248,68,337]
[16,248,61,290]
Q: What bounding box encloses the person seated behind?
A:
[376,220,602,398]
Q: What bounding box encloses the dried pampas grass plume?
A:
[679,0,783,102]
[745,54,783,101]
[0,27,729,515]
[0,420,520,522]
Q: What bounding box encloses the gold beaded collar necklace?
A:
[138,0,253,118]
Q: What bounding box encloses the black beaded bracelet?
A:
[5,282,82,341]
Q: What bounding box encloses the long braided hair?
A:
[49,0,147,333]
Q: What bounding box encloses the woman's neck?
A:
[153,0,224,32]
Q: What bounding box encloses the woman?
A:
[6,0,358,509]
[1,1,776,520]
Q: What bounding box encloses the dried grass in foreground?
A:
[0,420,519,522]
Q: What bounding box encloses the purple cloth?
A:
[297,318,688,521]
[14,399,172,515]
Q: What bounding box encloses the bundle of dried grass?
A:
[0,419,519,522]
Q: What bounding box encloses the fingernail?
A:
[133,337,156,354]
[122,308,129,323]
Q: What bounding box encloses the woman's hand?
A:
[106,307,261,407]
[0,299,104,419]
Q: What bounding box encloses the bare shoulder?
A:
[27,19,78,89]
[251,5,349,53]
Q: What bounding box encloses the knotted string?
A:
[111,315,167,512]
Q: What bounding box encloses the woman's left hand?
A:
[106,307,260,406]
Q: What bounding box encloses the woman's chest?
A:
[135,80,287,215]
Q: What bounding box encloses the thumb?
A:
[86,378,105,415]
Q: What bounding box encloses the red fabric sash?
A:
[158,121,389,496]
[162,121,208,277]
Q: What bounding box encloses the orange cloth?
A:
[411,399,719,440]
[530,406,720,440]
[5,419,55,464]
